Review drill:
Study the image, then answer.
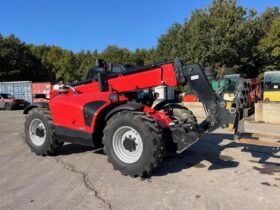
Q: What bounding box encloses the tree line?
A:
[0,0,279,82]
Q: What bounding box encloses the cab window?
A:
[264,72,280,90]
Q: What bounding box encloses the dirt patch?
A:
[253,164,280,175]
[261,182,271,186]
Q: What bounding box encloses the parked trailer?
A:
[0,81,32,103]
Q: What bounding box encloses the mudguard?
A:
[104,102,144,121]
[23,102,49,114]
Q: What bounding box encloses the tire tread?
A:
[103,111,164,177]
[25,108,63,156]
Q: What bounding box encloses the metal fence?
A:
[0,81,32,103]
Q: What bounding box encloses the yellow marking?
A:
[264,91,280,102]
[227,123,234,131]
[226,102,232,109]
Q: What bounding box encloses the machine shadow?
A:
[56,133,280,176]
[154,133,280,177]
[58,143,105,156]
[153,133,239,176]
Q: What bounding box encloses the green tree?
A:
[157,23,182,61]
[101,45,133,64]
[55,51,79,82]
[30,45,63,81]
[1,2,279,83]
[180,8,211,64]
[156,1,279,77]
[0,34,51,81]
[76,50,98,79]
[185,0,260,76]
[258,16,280,71]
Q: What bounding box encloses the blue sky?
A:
[0,0,279,52]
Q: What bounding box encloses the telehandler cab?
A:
[24,58,247,177]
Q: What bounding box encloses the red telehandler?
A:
[24,58,247,177]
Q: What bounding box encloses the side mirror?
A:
[33,93,47,99]
[98,72,109,92]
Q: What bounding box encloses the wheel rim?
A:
[112,126,143,164]
[29,119,46,146]
[5,104,11,110]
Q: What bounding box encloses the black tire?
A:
[161,103,197,124]
[24,108,63,155]
[102,111,164,177]
[173,105,197,124]
[161,104,197,151]
[4,103,13,111]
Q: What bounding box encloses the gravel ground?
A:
[0,111,279,210]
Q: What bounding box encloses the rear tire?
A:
[103,111,164,177]
[25,108,63,155]
[171,105,197,124]
[161,104,198,152]
[4,103,12,111]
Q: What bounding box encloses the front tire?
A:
[103,111,164,177]
[4,103,12,111]
[25,108,63,155]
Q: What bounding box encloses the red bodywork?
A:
[49,63,177,135]
[182,94,199,102]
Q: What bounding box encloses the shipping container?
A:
[0,81,32,103]
[32,82,52,103]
